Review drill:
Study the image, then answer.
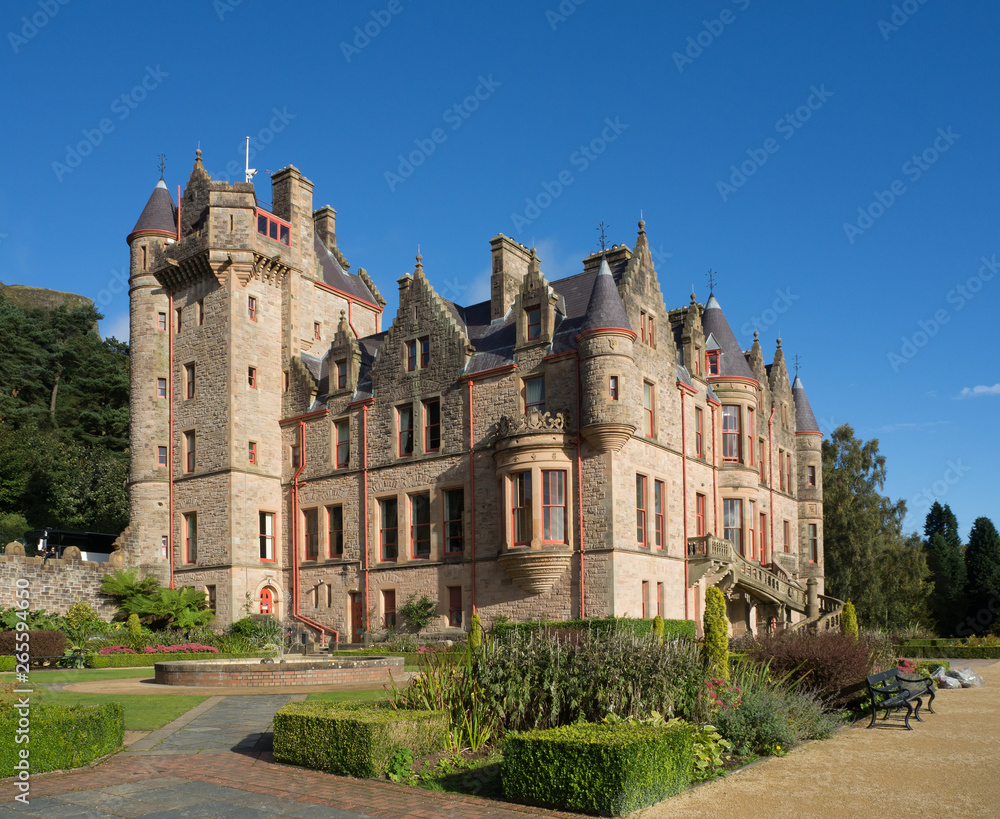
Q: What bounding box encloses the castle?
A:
[123,151,835,642]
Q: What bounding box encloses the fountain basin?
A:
[153,656,404,688]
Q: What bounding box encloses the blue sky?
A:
[2,0,996,537]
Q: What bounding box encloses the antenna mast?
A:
[245,137,257,184]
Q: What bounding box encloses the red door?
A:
[350,593,364,643]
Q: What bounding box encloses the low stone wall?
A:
[153,656,404,687]
[0,555,119,619]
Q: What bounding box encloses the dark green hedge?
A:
[502,722,695,816]
[85,651,269,668]
[0,655,14,672]
[895,644,1000,659]
[0,630,67,658]
[492,617,696,641]
[0,702,123,777]
[273,702,448,778]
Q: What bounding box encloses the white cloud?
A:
[956,383,1000,399]
[101,312,130,343]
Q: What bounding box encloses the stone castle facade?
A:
[124,151,834,641]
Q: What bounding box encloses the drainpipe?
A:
[576,354,585,619]
[168,289,175,589]
[711,405,719,535]
[289,419,334,646]
[467,380,477,613]
[680,389,689,620]
[363,403,370,635]
[767,408,775,569]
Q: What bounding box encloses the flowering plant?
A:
[703,676,743,712]
[896,658,917,676]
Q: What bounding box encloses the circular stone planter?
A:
[153,655,404,688]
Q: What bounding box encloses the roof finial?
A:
[706,269,717,294]
[597,221,610,254]
[415,247,423,276]
[638,211,645,236]
[753,328,759,342]
[157,153,166,179]
[776,337,783,349]
[794,353,800,375]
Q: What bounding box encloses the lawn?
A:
[32,691,208,731]
[305,689,390,703]
[1,668,154,684]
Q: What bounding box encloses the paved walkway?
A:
[3,661,999,818]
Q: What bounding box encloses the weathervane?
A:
[597,221,610,253]
[157,153,166,179]
[794,354,801,376]
[707,269,717,294]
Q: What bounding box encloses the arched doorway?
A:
[260,587,274,615]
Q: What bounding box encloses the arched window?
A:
[260,587,273,614]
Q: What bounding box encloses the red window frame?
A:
[648,315,655,347]
[185,364,195,399]
[748,500,756,560]
[779,450,786,491]
[747,408,755,466]
[303,508,319,561]
[157,312,166,331]
[328,505,343,557]
[642,580,650,618]
[706,350,720,375]
[184,512,197,564]
[255,209,291,246]
[759,513,768,564]
[526,306,541,340]
[609,375,619,400]
[248,296,257,321]
[448,586,463,627]
[643,382,655,437]
[696,493,706,537]
[542,470,567,544]
[783,519,791,553]
[424,399,440,452]
[640,311,646,343]
[291,445,301,469]
[185,431,195,473]
[259,511,274,561]
[807,465,816,487]
[248,441,257,465]
[335,420,350,468]
[259,587,273,614]
[380,498,398,561]
[722,405,741,462]
[406,340,417,371]
[383,589,396,628]
[511,472,531,546]
[141,246,147,270]
[336,359,347,390]
[397,405,414,457]
[409,493,431,559]
[157,378,167,399]
[657,581,665,617]
[786,456,793,494]
[636,474,648,546]
[695,406,704,457]
[314,322,321,340]
[420,337,430,368]
[653,480,665,549]
[723,498,742,554]
[524,377,545,414]
[759,439,766,483]
[809,523,818,562]
[444,488,464,554]
[248,367,257,389]
[157,446,167,467]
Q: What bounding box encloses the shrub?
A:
[748,630,882,706]
[0,702,123,777]
[703,587,729,681]
[492,617,696,641]
[469,612,483,652]
[842,602,859,640]
[399,595,437,632]
[65,602,101,631]
[0,656,14,672]
[273,702,447,778]
[86,651,260,668]
[502,721,695,816]
[652,615,665,643]
[0,629,67,659]
[126,613,142,640]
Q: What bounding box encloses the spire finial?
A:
[157,153,166,179]
[638,213,645,236]
[794,353,800,375]
[597,221,610,253]
[689,291,697,304]
[776,337,783,350]
[415,247,423,275]
[706,269,717,294]
[753,329,759,342]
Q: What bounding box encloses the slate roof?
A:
[791,375,821,433]
[314,234,379,305]
[701,294,756,381]
[580,254,632,335]
[129,178,176,238]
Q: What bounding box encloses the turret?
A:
[793,374,824,586]
[577,253,637,452]
[126,174,177,581]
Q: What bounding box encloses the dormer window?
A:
[526,306,541,340]
[406,337,429,371]
[336,359,347,390]
[255,210,291,246]
[706,350,720,376]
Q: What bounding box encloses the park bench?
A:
[866,668,936,730]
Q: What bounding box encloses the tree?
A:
[964,517,1000,635]
[822,424,931,628]
[924,532,967,636]
[924,501,961,550]
[703,586,729,681]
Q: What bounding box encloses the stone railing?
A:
[791,593,844,633]
[686,534,808,613]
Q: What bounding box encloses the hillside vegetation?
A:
[0,289,128,540]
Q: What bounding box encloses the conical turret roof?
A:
[701,293,756,380]
[580,254,631,335]
[792,375,821,433]
[128,178,176,241]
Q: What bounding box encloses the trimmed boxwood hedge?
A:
[0,630,67,659]
[273,702,448,778]
[492,617,696,641]
[896,641,1000,659]
[502,722,695,816]
[0,656,14,672]
[0,702,123,777]
[85,651,270,668]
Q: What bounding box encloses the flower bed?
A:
[96,643,219,655]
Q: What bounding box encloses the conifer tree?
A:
[964,517,1000,634]
[924,530,967,636]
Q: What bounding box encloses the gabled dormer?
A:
[514,248,558,351]
[768,338,793,430]
[679,293,706,378]
[617,220,673,359]
[327,310,361,396]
